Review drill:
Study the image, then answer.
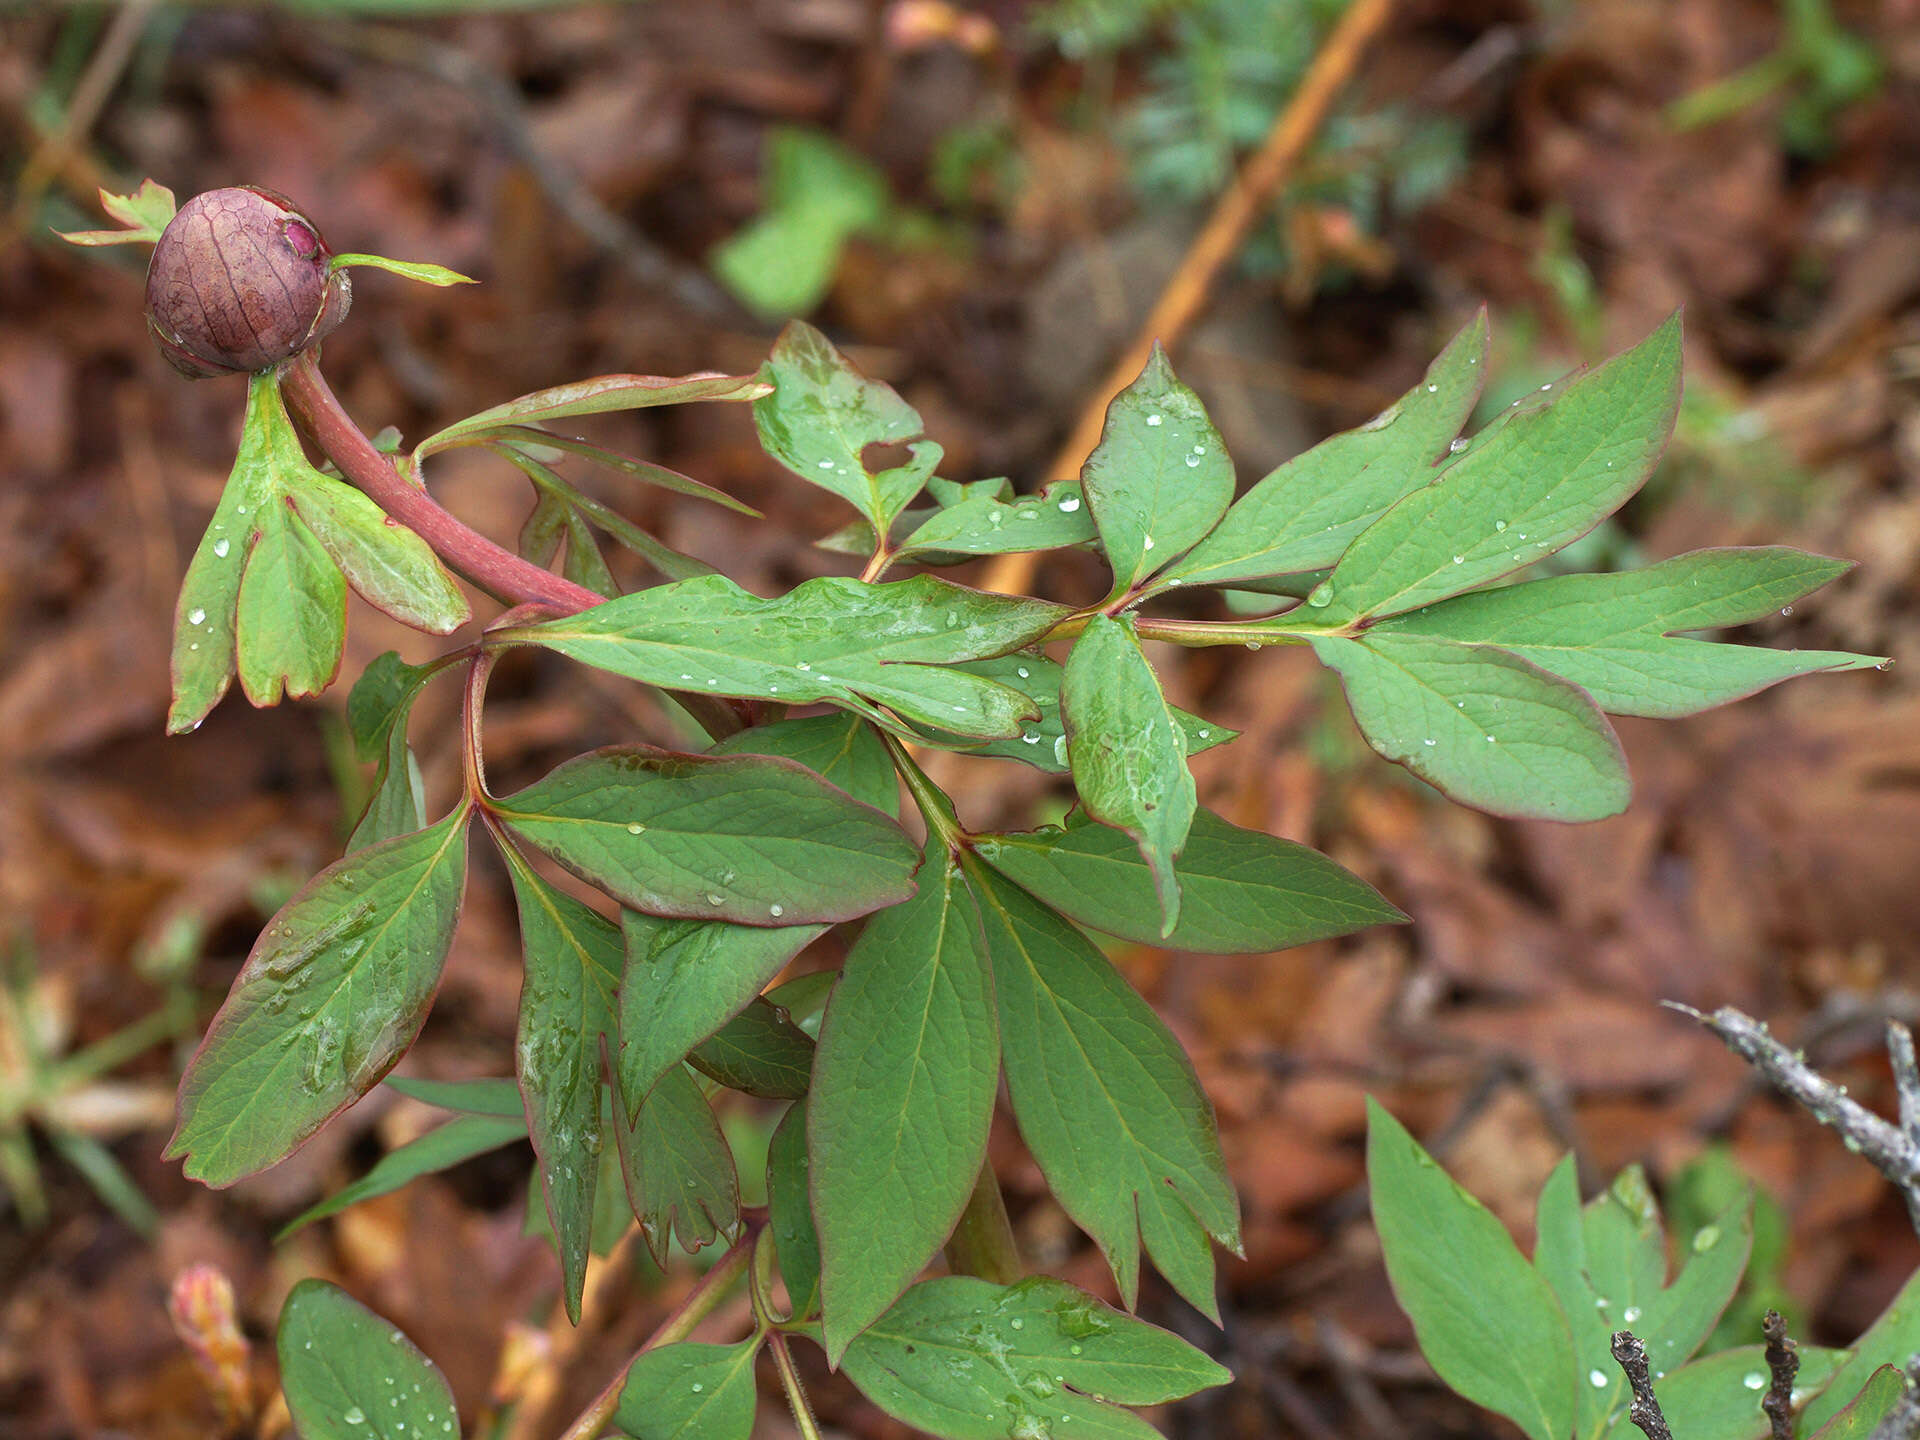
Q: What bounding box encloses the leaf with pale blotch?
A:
[1062,614,1195,933]
[968,862,1238,1318]
[912,652,1232,774]
[495,836,622,1323]
[278,1280,461,1440]
[837,1276,1231,1440]
[1311,314,1682,625]
[1164,309,1489,591]
[509,573,1063,740]
[168,809,469,1187]
[1081,344,1234,597]
[1368,1099,1576,1440]
[618,911,822,1116]
[976,807,1402,954]
[612,1337,761,1440]
[492,746,917,926]
[612,1062,740,1265]
[1375,547,1884,717]
[810,857,998,1364]
[754,320,939,537]
[711,711,898,816]
[416,372,768,458]
[1310,632,1631,821]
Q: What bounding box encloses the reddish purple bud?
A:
[144,187,352,378]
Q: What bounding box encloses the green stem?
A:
[943,1158,1023,1285]
[768,1332,824,1440]
[880,731,966,850]
[553,1230,757,1440]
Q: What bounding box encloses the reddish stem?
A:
[282,351,602,614]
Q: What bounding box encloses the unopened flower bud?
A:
[145,187,351,378]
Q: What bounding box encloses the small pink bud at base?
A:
[145,187,351,378]
[167,1263,256,1425]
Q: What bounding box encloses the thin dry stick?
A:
[980,0,1397,596]
[1611,1331,1675,1440]
[1671,1004,1920,1237]
[1762,1309,1798,1440]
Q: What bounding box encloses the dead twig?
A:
[1671,1004,1920,1237]
[1611,1331,1675,1440]
[980,0,1397,596]
[1762,1310,1798,1440]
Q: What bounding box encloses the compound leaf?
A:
[169,809,469,1187]
[510,573,1063,740]
[492,746,918,926]
[613,1338,761,1440]
[1164,308,1489,590]
[613,1062,740,1266]
[285,469,469,634]
[1368,1098,1576,1440]
[1376,547,1883,717]
[969,862,1238,1318]
[234,500,346,707]
[1062,614,1195,933]
[1081,344,1234,596]
[977,807,1403,954]
[837,1276,1231,1440]
[1310,632,1631,821]
[811,858,998,1364]
[278,1280,460,1440]
[1312,313,1681,625]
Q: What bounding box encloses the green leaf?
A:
[384,1074,523,1117]
[1532,1156,1615,1440]
[349,723,428,852]
[275,1111,527,1241]
[1310,632,1631,820]
[618,911,822,1115]
[277,1280,461,1440]
[348,652,440,759]
[1311,313,1682,624]
[1162,309,1490,590]
[1080,344,1234,597]
[415,372,769,458]
[509,573,1064,739]
[496,836,623,1323]
[58,179,177,244]
[968,862,1238,1317]
[344,655,441,853]
[810,857,998,1363]
[1062,614,1196,933]
[712,128,889,319]
[1655,1344,1850,1440]
[767,1101,821,1320]
[690,999,814,1099]
[488,426,760,516]
[612,1338,761,1440]
[235,501,347,707]
[753,320,939,536]
[711,712,899,816]
[328,252,477,286]
[1807,1365,1907,1440]
[502,446,698,588]
[169,375,283,733]
[910,652,1233,774]
[168,809,470,1187]
[1799,1265,1920,1434]
[612,1063,740,1265]
[977,807,1404,954]
[1367,1098,1576,1440]
[1376,547,1884,717]
[492,746,918,925]
[894,480,1097,562]
[837,1275,1232,1440]
[283,470,470,633]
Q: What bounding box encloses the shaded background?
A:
[5,0,1920,1434]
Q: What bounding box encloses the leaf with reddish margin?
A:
[613,1062,741,1266]
[415,372,770,457]
[168,808,470,1188]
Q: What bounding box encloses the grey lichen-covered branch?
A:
[1670,1004,1920,1236]
[1611,1331,1675,1440]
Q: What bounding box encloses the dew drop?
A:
[1449,438,1470,453]
[1494,519,1507,532]
[626,823,645,835]
[1010,1318,1024,1330]
[1070,1344,1083,1356]
[1143,535,1156,550]
[1196,728,1210,739]
[344,1408,366,1425]
[1781,605,1793,616]
[1306,582,1334,608]
[1452,554,1464,565]
[797,662,811,671]
[1422,738,1436,747]
[1692,1224,1721,1252]
[1590,1371,1609,1389]
[691,1382,704,1393]
[1059,495,1081,512]
[1244,640,1259,651]
[1622,1306,1642,1324]
[1183,453,1200,468]
[707,893,725,907]
[769,904,784,918]
[212,538,231,558]
[1541,382,1554,391]
[1146,414,1164,427]
[1191,444,1206,456]
[1016,666,1030,678]
[1743,1373,1766,1391]
[189,642,199,651]
[1426,383,1438,393]
[1022,733,1041,745]
[817,459,835,470]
